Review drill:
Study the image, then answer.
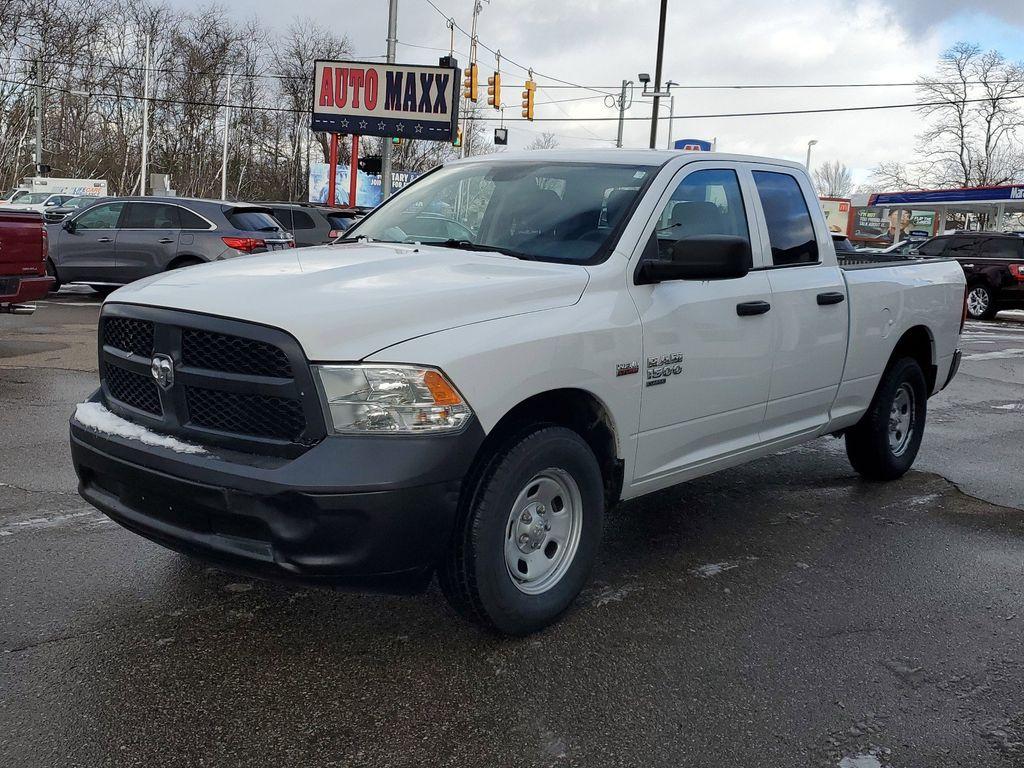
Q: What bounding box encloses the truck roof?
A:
[450,148,808,170]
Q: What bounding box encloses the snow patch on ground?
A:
[690,561,738,579]
[993,403,1024,411]
[964,348,1024,361]
[74,402,206,455]
[839,753,883,768]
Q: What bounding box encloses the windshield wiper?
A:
[428,239,534,260]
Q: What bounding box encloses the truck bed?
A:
[837,253,927,269]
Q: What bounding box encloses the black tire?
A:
[45,259,61,293]
[439,425,605,635]
[90,285,118,297]
[845,357,928,481]
[966,282,998,320]
[169,257,203,270]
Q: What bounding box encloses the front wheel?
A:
[966,283,998,320]
[439,425,605,635]
[845,357,928,481]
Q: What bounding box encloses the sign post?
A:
[327,133,339,206]
[349,135,360,208]
[311,59,460,206]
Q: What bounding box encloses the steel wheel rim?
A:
[888,383,916,457]
[504,468,583,595]
[967,287,989,317]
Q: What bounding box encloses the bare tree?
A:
[880,42,1024,190]
[525,131,559,151]
[813,160,853,197]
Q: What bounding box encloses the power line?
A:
[9,76,1024,124]
[421,0,615,96]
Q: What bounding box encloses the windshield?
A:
[348,160,654,263]
[20,193,51,204]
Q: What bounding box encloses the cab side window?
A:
[74,202,125,230]
[654,169,749,261]
[916,237,948,257]
[752,171,819,266]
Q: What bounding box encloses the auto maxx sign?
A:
[311,60,460,141]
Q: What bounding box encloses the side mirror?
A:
[63,218,76,233]
[636,235,751,284]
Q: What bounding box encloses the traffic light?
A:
[453,127,463,147]
[521,78,536,121]
[462,64,478,102]
[358,155,383,174]
[487,72,501,109]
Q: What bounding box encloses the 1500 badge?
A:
[646,353,683,387]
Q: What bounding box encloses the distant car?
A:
[43,195,111,223]
[7,192,75,213]
[914,231,1024,319]
[260,202,364,247]
[0,189,30,206]
[47,197,294,295]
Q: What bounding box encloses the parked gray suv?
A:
[47,197,294,295]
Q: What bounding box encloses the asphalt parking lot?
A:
[2,292,1023,767]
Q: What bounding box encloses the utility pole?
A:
[380,0,399,200]
[34,58,43,174]
[139,34,151,196]
[462,0,484,158]
[220,73,232,200]
[649,0,668,149]
[616,80,629,148]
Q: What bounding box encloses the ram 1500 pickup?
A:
[1,209,53,314]
[70,151,967,634]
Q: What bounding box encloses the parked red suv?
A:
[1,210,54,314]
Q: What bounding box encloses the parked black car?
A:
[260,202,367,247]
[47,197,294,295]
[914,232,1024,319]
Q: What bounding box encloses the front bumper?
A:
[71,394,485,593]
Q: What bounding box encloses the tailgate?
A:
[0,210,46,276]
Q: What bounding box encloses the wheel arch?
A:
[167,254,205,270]
[889,324,937,394]
[475,388,624,509]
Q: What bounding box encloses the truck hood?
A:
[108,242,590,360]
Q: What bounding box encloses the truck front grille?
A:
[98,308,325,456]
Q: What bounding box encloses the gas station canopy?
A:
[868,183,1024,233]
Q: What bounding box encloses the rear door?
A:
[115,202,182,281]
[630,162,775,486]
[746,166,849,442]
[56,201,125,284]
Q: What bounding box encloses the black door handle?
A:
[817,291,846,305]
[158,237,175,244]
[97,236,112,243]
[737,300,771,316]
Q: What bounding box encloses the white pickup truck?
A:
[71,150,966,634]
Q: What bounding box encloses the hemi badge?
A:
[616,362,640,377]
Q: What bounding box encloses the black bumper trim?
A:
[942,348,962,391]
[71,409,484,593]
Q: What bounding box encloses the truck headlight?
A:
[313,364,472,434]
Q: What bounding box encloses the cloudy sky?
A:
[175,0,1024,185]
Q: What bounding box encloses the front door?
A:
[746,167,849,442]
[55,201,125,284]
[115,202,183,282]
[630,163,774,489]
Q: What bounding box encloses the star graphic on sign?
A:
[358,120,368,130]
[339,119,348,129]
[377,121,386,131]
[414,124,423,134]
[396,123,405,133]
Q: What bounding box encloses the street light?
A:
[805,139,818,169]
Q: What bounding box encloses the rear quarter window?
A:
[228,210,282,232]
[752,171,819,266]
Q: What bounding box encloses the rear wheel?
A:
[966,282,998,320]
[169,257,203,270]
[45,259,61,293]
[439,425,605,635]
[90,285,118,297]
[845,357,928,481]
